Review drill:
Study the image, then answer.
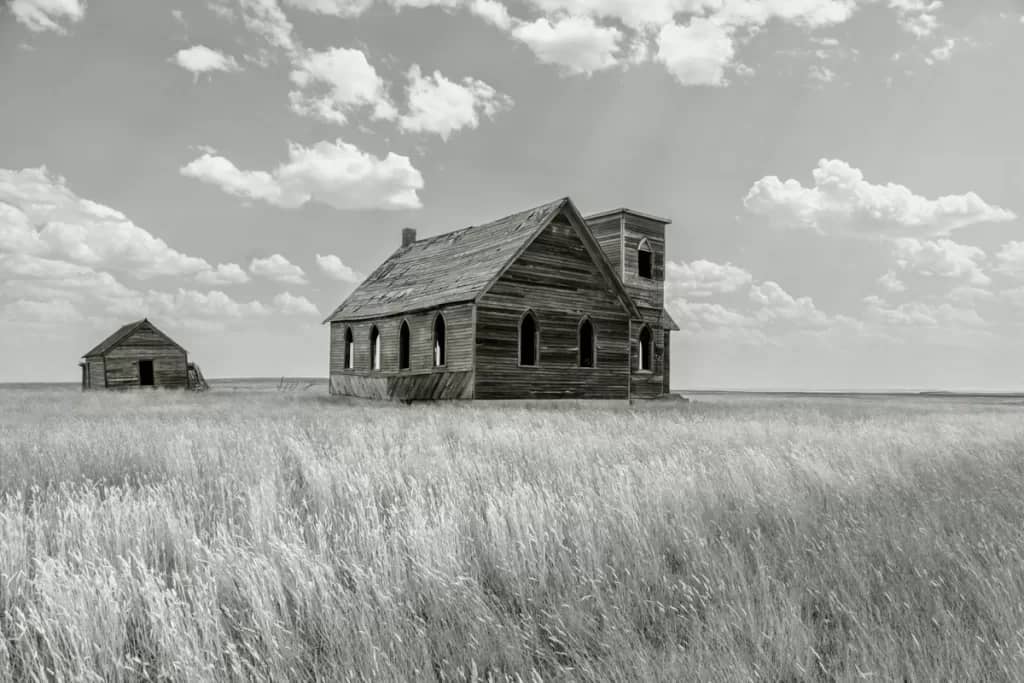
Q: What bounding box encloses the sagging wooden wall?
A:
[621,214,667,312]
[630,307,667,400]
[104,325,188,389]
[329,302,475,399]
[475,216,632,400]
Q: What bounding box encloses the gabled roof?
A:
[324,197,641,323]
[82,318,186,358]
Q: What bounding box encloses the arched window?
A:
[637,238,653,279]
[433,313,446,367]
[344,327,354,369]
[369,325,381,370]
[578,317,595,368]
[399,320,410,370]
[638,325,653,371]
[519,311,539,366]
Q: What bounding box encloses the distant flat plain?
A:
[2,383,1023,681]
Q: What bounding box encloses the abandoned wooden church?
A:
[323,196,678,401]
[80,318,207,390]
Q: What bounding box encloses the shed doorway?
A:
[139,360,155,386]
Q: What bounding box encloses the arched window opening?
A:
[638,238,653,279]
[399,321,411,370]
[578,317,595,368]
[638,325,653,371]
[344,327,354,369]
[369,326,381,370]
[433,314,446,367]
[519,312,539,366]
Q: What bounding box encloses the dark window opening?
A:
[638,243,653,279]
[519,312,538,366]
[370,326,381,370]
[579,318,595,368]
[638,326,652,371]
[433,314,446,367]
[344,327,354,369]
[139,359,154,386]
[399,321,411,370]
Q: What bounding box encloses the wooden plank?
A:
[475,220,631,400]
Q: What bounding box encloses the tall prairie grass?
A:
[1,387,1024,681]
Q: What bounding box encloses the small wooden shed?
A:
[80,318,206,390]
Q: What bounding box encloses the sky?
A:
[2,0,1024,390]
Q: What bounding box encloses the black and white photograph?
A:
[2,0,1024,680]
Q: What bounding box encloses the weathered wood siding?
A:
[621,214,667,312]
[103,326,188,389]
[329,371,474,400]
[475,218,631,400]
[329,303,475,399]
[662,330,672,395]
[585,213,623,278]
[86,358,106,389]
[630,307,667,400]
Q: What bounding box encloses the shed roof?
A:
[82,318,186,358]
[324,197,642,322]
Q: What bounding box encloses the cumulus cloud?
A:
[273,291,320,315]
[315,253,363,283]
[282,0,375,16]
[511,15,623,75]
[196,262,251,285]
[10,0,85,33]
[288,47,397,125]
[180,139,424,210]
[863,294,986,328]
[398,65,513,140]
[878,270,907,293]
[656,18,736,87]
[173,45,241,76]
[749,280,832,327]
[888,0,942,37]
[666,259,752,297]
[744,158,1016,239]
[249,254,308,285]
[0,167,213,278]
[892,237,990,286]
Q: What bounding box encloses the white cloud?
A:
[749,280,831,327]
[10,0,85,33]
[196,262,251,285]
[469,0,513,28]
[809,64,837,83]
[398,65,513,140]
[888,0,941,37]
[656,18,735,87]
[288,47,397,125]
[744,158,1016,239]
[147,288,270,319]
[863,294,986,328]
[878,270,907,293]
[0,167,212,278]
[240,0,295,51]
[250,254,308,285]
[892,237,990,286]
[282,0,374,16]
[315,253,363,283]
[947,286,992,305]
[926,37,956,63]
[511,15,623,75]
[173,45,241,76]
[994,241,1024,279]
[273,291,320,315]
[180,139,424,210]
[666,259,752,297]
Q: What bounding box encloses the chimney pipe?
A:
[401,227,416,247]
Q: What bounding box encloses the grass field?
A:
[2,386,1024,681]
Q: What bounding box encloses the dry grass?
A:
[2,387,1024,681]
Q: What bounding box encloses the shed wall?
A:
[102,326,188,389]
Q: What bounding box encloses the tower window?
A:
[638,239,653,279]
[638,325,652,371]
